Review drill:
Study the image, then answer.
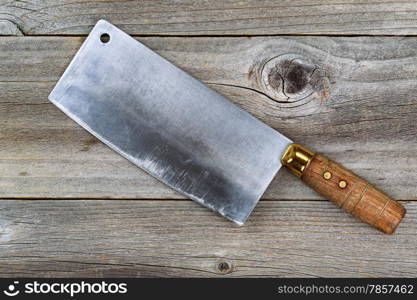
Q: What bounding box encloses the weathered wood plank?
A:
[3,0,417,36]
[0,36,416,199]
[0,199,415,277]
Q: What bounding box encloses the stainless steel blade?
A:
[49,20,292,224]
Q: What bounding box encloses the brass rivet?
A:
[323,171,332,180]
[339,180,347,188]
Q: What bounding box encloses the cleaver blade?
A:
[48,20,292,225]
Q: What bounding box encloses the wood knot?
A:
[260,54,332,106]
[217,261,233,274]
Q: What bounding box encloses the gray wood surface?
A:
[0,200,415,277]
[0,1,416,278]
[3,0,417,36]
[1,36,416,199]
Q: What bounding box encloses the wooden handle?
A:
[301,154,406,234]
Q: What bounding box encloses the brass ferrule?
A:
[281,144,315,177]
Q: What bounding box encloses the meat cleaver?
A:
[49,20,405,234]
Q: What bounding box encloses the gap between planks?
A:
[0,198,416,201]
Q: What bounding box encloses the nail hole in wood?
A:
[217,261,232,274]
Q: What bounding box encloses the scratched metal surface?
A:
[48,20,292,224]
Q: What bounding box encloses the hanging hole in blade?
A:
[100,33,110,43]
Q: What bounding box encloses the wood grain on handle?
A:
[301,154,406,234]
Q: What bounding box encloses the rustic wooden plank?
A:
[0,199,415,277]
[0,36,416,199]
[3,0,417,36]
